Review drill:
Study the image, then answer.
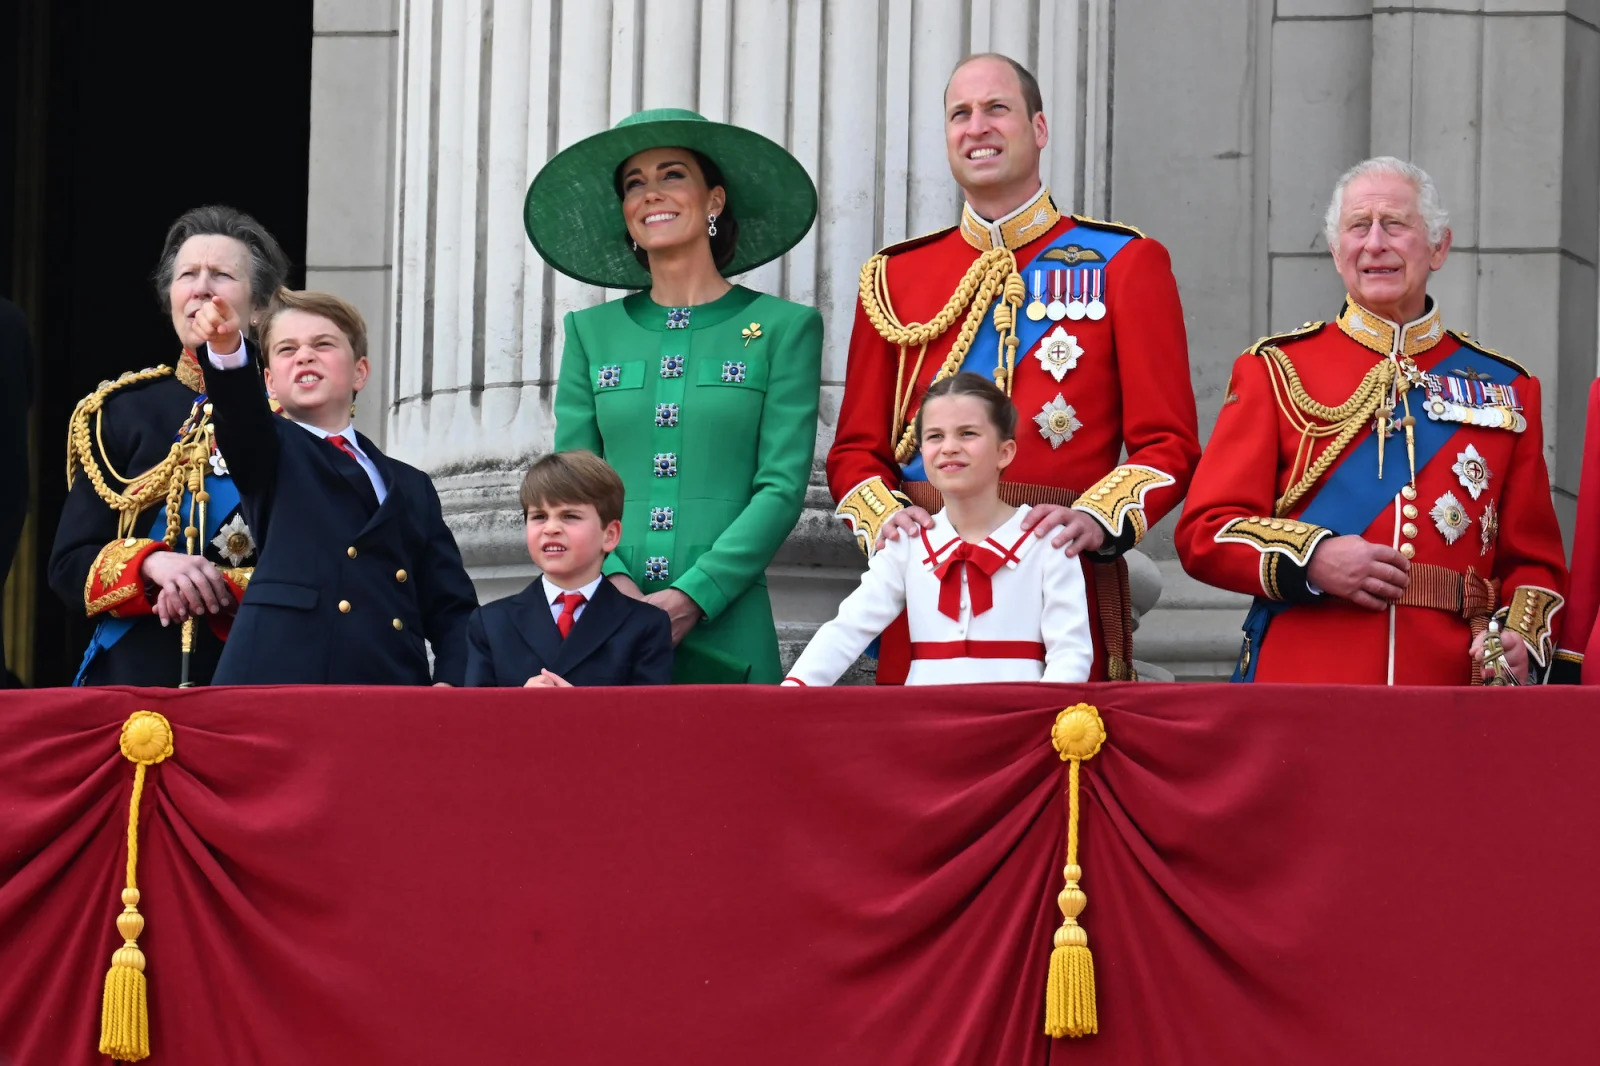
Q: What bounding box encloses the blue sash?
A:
[74,406,242,685]
[899,222,1135,481]
[1233,344,1520,681]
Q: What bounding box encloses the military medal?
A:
[1480,501,1498,556]
[1026,270,1048,321]
[1047,271,1069,321]
[1065,270,1086,320]
[1033,325,1082,382]
[1430,490,1470,545]
[1452,444,1491,500]
[1034,394,1082,449]
[1085,269,1106,320]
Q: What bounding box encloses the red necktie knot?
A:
[554,591,587,638]
[327,434,359,461]
[932,542,1006,621]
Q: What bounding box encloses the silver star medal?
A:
[1034,394,1082,449]
[210,513,256,566]
[1033,326,1082,383]
[1451,444,1490,500]
[209,451,229,477]
[1430,490,1471,545]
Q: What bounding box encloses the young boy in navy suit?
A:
[188,290,478,684]
[465,450,672,687]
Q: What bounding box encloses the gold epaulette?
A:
[1247,321,1325,356]
[1070,214,1146,239]
[875,224,959,259]
[66,366,174,491]
[1447,329,1530,378]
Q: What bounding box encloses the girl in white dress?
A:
[785,372,1093,686]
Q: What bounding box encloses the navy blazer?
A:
[465,578,673,687]
[204,343,478,685]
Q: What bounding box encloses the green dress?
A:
[553,285,823,683]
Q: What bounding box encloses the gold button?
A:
[395,569,408,583]
[1401,485,1417,500]
[124,538,137,547]
[1400,543,1416,559]
[1402,523,1418,539]
[347,546,358,558]
[1402,504,1418,520]
[392,618,403,631]
[1292,524,1308,534]
[338,600,351,613]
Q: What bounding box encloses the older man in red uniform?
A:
[1176,157,1568,685]
[828,53,1200,682]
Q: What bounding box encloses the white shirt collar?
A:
[541,574,604,605]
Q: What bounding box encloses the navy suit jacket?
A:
[204,343,478,685]
[464,578,673,687]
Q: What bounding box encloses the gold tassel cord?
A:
[1045,703,1106,1039]
[100,711,175,1062]
[859,246,1022,463]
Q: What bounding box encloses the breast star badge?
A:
[1480,501,1498,556]
[1452,443,1491,500]
[1033,326,1082,382]
[1034,394,1082,449]
[1430,490,1470,545]
[210,514,256,566]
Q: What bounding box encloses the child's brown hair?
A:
[519,450,625,526]
[914,371,1019,441]
[258,288,369,363]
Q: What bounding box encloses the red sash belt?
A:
[910,640,1046,661]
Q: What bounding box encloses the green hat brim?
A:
[524,111,818,290]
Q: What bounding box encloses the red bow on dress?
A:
[931,542,1007,621]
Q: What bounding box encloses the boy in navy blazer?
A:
[188,289,478,685]
[465,450,672,687]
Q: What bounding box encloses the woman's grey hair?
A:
[1323,156,1450,249]
[152,205,291,315]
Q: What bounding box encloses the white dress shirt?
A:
[206,342,387,503]
[542,575,603,625]
[784,505,1094,686]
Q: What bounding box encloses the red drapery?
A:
[2,683,1597,1065]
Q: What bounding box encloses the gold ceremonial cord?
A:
[1260,345,1396,517]
[859,246,1024,463]
[66,366,209,541]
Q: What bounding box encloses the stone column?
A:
[306,0,402,447]
[385,0,1119,641]
[1371,1,1600,521]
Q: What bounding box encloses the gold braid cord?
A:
[67,369,217,546]
[858,246,1025,463]
[1259,345,1396,517]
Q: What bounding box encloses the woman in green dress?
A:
[525,109,822,683]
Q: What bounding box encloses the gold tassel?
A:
[1045,704,1107,1039]
[99,711,174,1062]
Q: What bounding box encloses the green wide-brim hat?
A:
[524,108,818,290]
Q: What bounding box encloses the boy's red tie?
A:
[327,433,360,462]
[554,592,586,638]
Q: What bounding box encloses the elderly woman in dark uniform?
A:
[48,205,289,685]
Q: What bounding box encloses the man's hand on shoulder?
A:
[1305,534,1409,611]
[874,506,933,551]
[1020,505,1107,557]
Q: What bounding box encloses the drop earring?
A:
[631,238,638,251]
[708,213,718,238]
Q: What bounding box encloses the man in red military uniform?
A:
[828,53,1200,682]
[1176,157,1568,685]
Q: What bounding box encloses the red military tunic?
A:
[1176,298,1568,685]
[1552,379,1600,683]
[828,186,1200,682]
